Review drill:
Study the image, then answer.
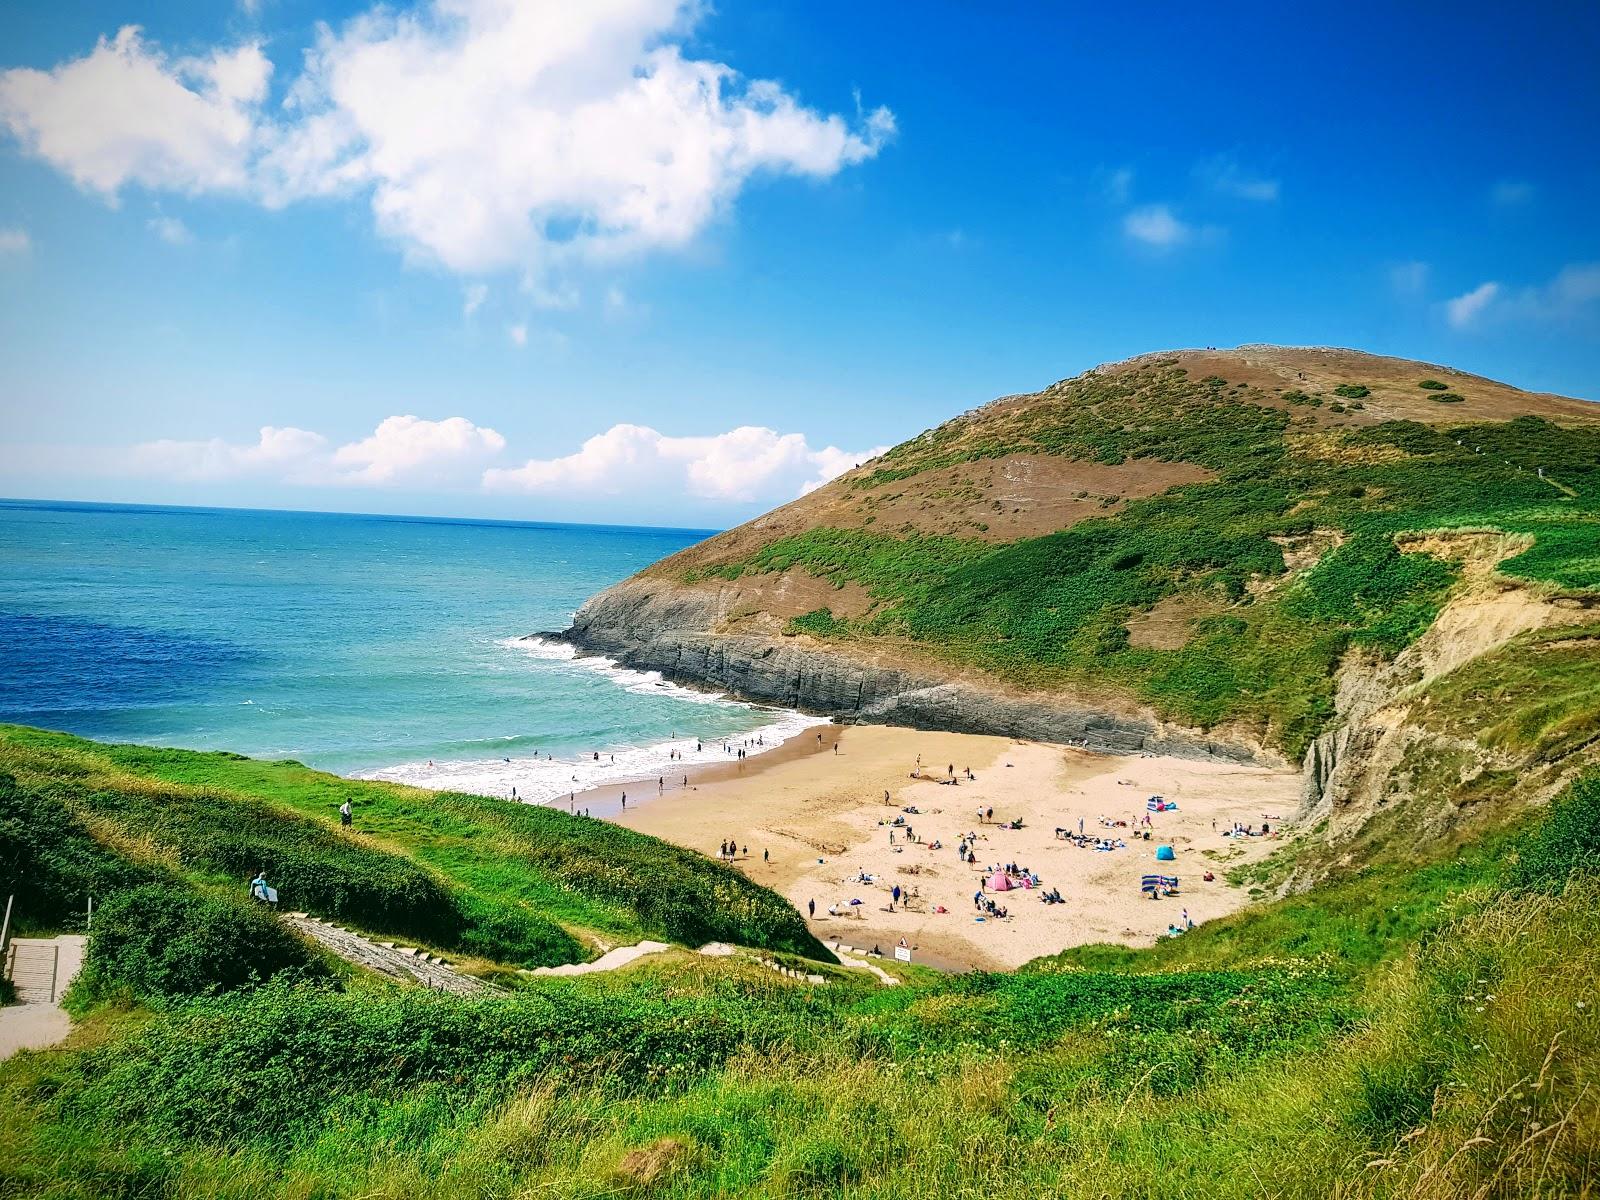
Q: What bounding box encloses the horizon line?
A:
[0,495,726,539]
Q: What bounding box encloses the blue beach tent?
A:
[1155,844,1176,861]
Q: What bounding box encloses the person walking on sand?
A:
[808,898,816,919]
[763,848,769,863]
[620,792,626,810]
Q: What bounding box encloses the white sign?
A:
[893,945,912,963]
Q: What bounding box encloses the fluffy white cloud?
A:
[0,27,270,197]
[0,227,29,255]
[1,3,892,275]
[1445,281,1501,328]
[331,414,505,484]
[483,423,887,504]
[507,323,528,347]
[128,415,503,486]
[1123,204,1189,248]
[1196,155,1279,202]
[461,282,487,316]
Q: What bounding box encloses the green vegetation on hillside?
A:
[2,728,1597,1199]
[0,726,824,965]
[690,363,1600,755]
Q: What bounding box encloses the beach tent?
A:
[1155,844,1176,861]
[987,871,1015,892]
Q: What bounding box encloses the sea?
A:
[0,498,823,802]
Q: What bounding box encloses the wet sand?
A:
[603,723,1301,971]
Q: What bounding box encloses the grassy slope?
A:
[2,769,1596,1198]
[685,361,1600,758]
[0,725,824,965]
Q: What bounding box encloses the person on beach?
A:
[620,792,626,810]
[763,848,769,863]
[720,840,729,859]
[808,899,816,919]
[339,799,352,827]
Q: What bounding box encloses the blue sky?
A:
[1,0,1597,527]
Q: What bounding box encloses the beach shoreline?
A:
[600,721,1301,971]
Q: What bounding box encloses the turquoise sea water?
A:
[0,499,816,799]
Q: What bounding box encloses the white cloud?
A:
[330,414,505,484]
[484,423,888,504]
[0,227,29,255]
[1443,264,1600,331]
[0,27,270,197]
[1123,204,1189,248]
[1490,179,1534,206]
[147,214,191,244]
[1534,262,1600,314]
[1389,260,1429,296]
[130,425,327,482]
[462,282,487,316]
[1445,281,1500,328]
[1,4,892,278]
[1196,155,1279,202]
[127,415,503,487]
[507,323,527,347]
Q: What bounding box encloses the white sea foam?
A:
[355,636,828,804]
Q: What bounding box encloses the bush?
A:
[1511,771,1600,891]
[1333,383,1370,399]
[71,885,327,1005]
[1431,392,1465,403]
[1418,379,1448,389]
[0,771,164,933]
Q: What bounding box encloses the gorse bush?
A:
[70,885,327,1006]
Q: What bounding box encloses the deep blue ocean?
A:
[0,499,817,800]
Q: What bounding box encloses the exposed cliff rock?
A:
[554,579,1269,764]
[555,346,1599,812]
[1299,532,1599,841]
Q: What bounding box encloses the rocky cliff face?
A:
[1298,532,1598,839]
[554,579,1269,765]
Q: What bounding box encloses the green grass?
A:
[4,771,1598,1198]
[684,363,1600,757]
[0,726,826,965]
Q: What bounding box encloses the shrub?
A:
[1418,379,1448,390]
[1511,771,1600,891]
[0,771,163,933]
[1333,384,1370,399]
[1431,392,1465,404]
[71,885,327,1005]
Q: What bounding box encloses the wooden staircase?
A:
[3,936,86,1005]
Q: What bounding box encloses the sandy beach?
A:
[609,724,1301,970]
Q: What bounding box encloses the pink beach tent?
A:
[987,871,1015,892]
